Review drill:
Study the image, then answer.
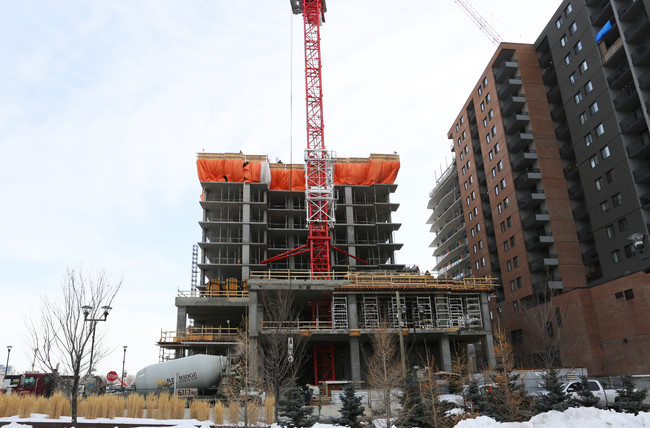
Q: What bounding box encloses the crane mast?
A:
[262,0,364,277]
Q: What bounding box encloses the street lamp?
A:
[121,346,128,395]
[82,305,112,375]
[412,304,425,365]
[4,346,11,378]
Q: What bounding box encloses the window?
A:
[590,101,599,114]
[471,228,476,237]
[584,133,593,146]
[601,145,611,159]
[498,203,503,214]
[483,117,488,127]
[612,249,621,264]
[569,72,577,84]
[464,145,469,153]
[504,197,510,208]
[488,109,494,119]
[455,123,459,132]
[606,168,616,183]
[507,216,512,227]
[460,116,464,124]
[579,112,588,125]
[513,256,519,267]
[467,159,471,169]
[596,123,605,136]
[473,207,478,215]
[556,16,563,29]
[574,40,583,53]
[476,223,480,232]
[585,80,593,93]
[486,93,491,102]
[486,133,491,143]
[516,276,522,288]
[480,101,485,111]
[618,217,628,232]
[612,193,623,207]
[570,21,578,34]
[476,261,480,269]
[500,178,506,189]
[497,160,503,171]
[624,289,634,300]
[511,329,523,344]
[491,125,497,136]
[473,244,477,254]
[478,240,483,249]
[510,236,516,247]
[580,60,588,73]
[625,243,636,258]
[504,240,510,251]
[606,224,615,238]
[483,77,488,87]
[478,87,483,96]
[500,221,506,232]
[466,196,470,205]
[471,190,476,200]
[565,54,572,65]
[460,152,465,161]
[489,151,494,160]
[469,175,473,184]
[481,257,486,266]
[462,130,466,140]
[574,91,583,104]
[463,181,468,190]
[561,35,567,47]
[495,142,500,153]
[509,279,515,290]
[495,185,500,196]
[600,200,609,213]
[590,155,598,168]
[513,301,519,311]
[457,138,461,146]
[615,291,624,299]
[595,177,603,191]
[507,260,512,271]
[565,3,573,16]
[462,166,466,175]
[491,167,496,178]
[468,212,473,221]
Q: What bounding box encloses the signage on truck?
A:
[177,388,198,398]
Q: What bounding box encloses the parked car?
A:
[561,379,618,407]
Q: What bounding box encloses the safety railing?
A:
[158,327,238,343]
[177,289,249,298]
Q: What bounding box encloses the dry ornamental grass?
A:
[213,401,225,425]
[189,400,210,421]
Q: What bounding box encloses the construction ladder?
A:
[362,296,379,329]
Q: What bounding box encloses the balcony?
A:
[613,85,640,111]
[607,64,631,89]
[568,183,584,199]
[559,143,575,159]
[602,37,625,67]
[640,191,650,209]
[515,169,542,190]
[619,0,644,21]
[546,85,562,103]
[494,60,518,83]
[551,104,567,122]
[573,205,589,221]
[582,250,599,264]
[639,69,650,90]
[498,78,523,100]
[501,95,526,116]
[577,227,593,242]
[538,50,552,68]
[518,192,546,210]
[511,151,538,171]
[529,256,559,272]
[542,67,557,85]
[525,234,554,251]
[590,1,612,27]
[547,281,564,290]
[620,108,647,135]
[624,17,650,43]
[555,123,570,140]
[522,211,550,230]
[507,132,534,152]
[632,44,650,66]
[626,134,650,158]
[564,163,579,180]
[505,114,530,135]
[633,163,650,184]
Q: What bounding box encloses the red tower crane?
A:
[262,0,364,278]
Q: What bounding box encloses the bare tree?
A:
[27,267,121,427]
[365,321,403,428]
[260,289,307,422]
[225,320,263,427]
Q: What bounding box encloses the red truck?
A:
[1,372,55,396]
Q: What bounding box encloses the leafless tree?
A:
[259,289,307,422]
[27,267,121,427]
[365,320,403,428]
[224,320,263,427]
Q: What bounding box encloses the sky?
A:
[0,1,562,379]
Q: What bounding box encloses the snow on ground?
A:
[2,408,650,427]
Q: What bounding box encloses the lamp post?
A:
[82,305,112,375]
[4,346,11,378]
[412,304,425,366]
[121,346,128,395]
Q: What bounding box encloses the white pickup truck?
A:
[562,379,618,407]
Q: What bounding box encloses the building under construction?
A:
[158,152,497,385]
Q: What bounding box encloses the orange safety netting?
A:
[197,159,261,183]
[197,159,399,189]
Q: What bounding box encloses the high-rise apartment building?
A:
[437,0,650,375]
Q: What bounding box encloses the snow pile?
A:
[456,407,650,428]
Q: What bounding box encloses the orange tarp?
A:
[197,159,261,183]
[197,158,399,189]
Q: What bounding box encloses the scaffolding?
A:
[332,296,349,329]
[466,296,482,328]
[435,296,450,328]
[362,296,380,329]
[449,297,464,327]
[390,296,406,328]
[415,296,434,328]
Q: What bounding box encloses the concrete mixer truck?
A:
[133,354,228,397]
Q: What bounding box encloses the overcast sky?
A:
[0,1,562,378]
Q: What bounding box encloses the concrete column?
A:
[175,307,187,359]
[348,295,359,329]
[248,290,259,337]
[349,336,361,381]
[480,292,496,368]
[242,183,251,278]
[344,186,356,267]
[440,335,452,372]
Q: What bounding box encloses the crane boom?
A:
[453,0,502,46]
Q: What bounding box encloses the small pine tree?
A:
[396,371,428,428]
[278,385,317,428]
[615,375,649,415]
[535,367,570,413]
[330,383,365,428]
[571,376,599,408]
[465,376,489,414]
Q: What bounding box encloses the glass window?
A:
[500,221,506,232]
[504,241,509,251]
[495,185,500,196]
[489,109,494,119]
[606,168,616,183]
[585,133,593,146]
[460,152,465,161]
[565,54,572,65]
[612,250,621,264]
[580,60,588,73]
[480,101,485,111]
[467,159,471,169]
[509,279,515,290]
[500,178,506,189]
[574,40,583,53]
[579,112,588,125]
[466,196,470,205]
[595,177,603,191]
[462,130,466,140]
[478,240,483,249]
[590,155,598,168]
[483,77,488,87]
[469,175,473,184]
[460,116,464,124]
[464,145,469,153]
[600,200,609,213]
[561,35,567,47]
[471,228,476,237]
[612,193,623,207]
[478,87,483,96]
[491,126,497,136]
[625,244,636,258]
[601,145,611,159]
[507,260,512,271]
[514,256,519,267]
[498,203,503,214]
[462,166,466,175]
[491,167,496,177]
[606,224,615,238]
[570,21,578,34]
[517,276,522,288]
[504,196,510,208]
[456,123,459,131]
[596,123,605,136]
[483,118,488,127]
[618,217,627,232]
[569,72,577,84]
[457,138,461,146]
[513,301,519,311]
[507,216,512,227]
[487,133,491,143]
[463,181,468,189]
[510,236,516,247]
[590,101,599,114]
[556,17,563,29]
[497,160,503,171]
[565,3,573,16]
[489,151,494,160]
[471,190,476,200]
[495,142,500,153]
[473,244,477,253]
[468,212,473,221]
[486,93,491,102]
[481,257,486,266]
[574,91,583,104]
[585,80,593,93]
[473,207,478,215]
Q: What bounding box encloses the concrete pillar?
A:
[349,336,361,381]
[440,335,452,372]
[242,184,251,278]
[248,290,259,337]
[480,292,496,368]
[175,307,187,359]
[344,186,357,267]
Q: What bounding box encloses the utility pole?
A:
[395,291,406,376]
